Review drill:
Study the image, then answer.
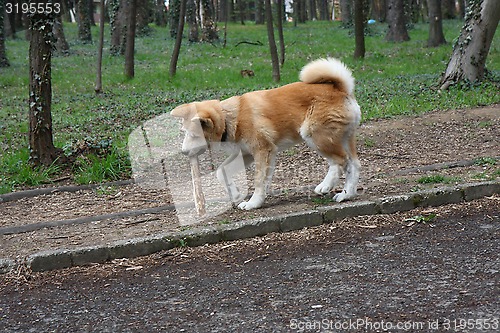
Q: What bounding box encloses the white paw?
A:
[237,198,263,210]
[333,191,349,202]
[314,182,333,195]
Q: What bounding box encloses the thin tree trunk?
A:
[427,0,446,47]
[264,0,280,82]
[169,0,187,77]
[28,7,65,166]
[96,0,105,93]
[0,0,10,67]
[276,0,285,66]
[124,0,137,79]
[440,0,500,89]
[354,0,365,59]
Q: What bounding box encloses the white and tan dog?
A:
[171,58,361,210]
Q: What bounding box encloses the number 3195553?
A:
[6,2,61,15]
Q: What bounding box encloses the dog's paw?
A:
[237,201,258,210]
[333,191,354,202]
[314,182,333,195]
[237,197,263,210]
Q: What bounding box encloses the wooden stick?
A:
[189,156,206,216]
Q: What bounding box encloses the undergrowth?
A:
[0,20,499,193]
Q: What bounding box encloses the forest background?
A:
[0,0,498,194]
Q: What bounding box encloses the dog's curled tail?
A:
[299,58,355,96]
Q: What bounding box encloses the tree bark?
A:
[124,0,137,79]
[53,16,70,55]
[0,0,10,67]
[427,0,446,47]
[77,0,93,43]
[371,0,386,22]
[265,0,280,82]
[155,0,167,26]
[200,0,219,41]
[186,0,199,42]
[340,0,352,27]
[169,0,181,38]
[386,0,410,42]
[169,0,186,77]
[96,0,105,93]
[441,0,456,19]
[440,0,500,89]
[354,0,365,59]
[276,0,285,66]
[28,3,65,166]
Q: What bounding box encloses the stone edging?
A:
[0,181,498,274]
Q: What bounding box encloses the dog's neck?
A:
[221,127,228,142]
[219,96,240,142]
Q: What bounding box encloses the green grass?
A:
[417,174,462,184]
[0,20,499,193]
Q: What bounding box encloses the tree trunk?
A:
[53,16,70,55]
[155,0,167,26]
[441,0,456,19]
[0,0,10,67]
[309,0,317,21]
[95,0,105,93]
[169,0,181,38]
[386,0,410,42]
[427,0,446,47]
[276,0,285,66]
[318,0,329,21]
[457,0,466,18]
[169,0,187,77]
[255,0,264,24]
[109,0,123,55]
[440,0,500,89]
[200,0,218,41]
[124,0,137,79]
[371,0,386,22]
[265,0,280,82]
[340,0,352,27]
[77,0,93,43]
[186,0,199,42]
[28,5,65,166]
[354,0,365,59]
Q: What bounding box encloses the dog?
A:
[170,58,361,210]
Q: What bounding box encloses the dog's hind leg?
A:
[333,135,360,202]
[314,158,341,195]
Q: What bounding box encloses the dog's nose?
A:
[181,149,190,156]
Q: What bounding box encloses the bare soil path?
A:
[0,197,498,332]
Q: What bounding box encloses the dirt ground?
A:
[1,197,498,332]
[0,104,499,261]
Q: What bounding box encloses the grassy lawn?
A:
[0,20,499,194]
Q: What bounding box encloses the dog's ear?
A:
[170,103,194,119]
[192,116,214,130]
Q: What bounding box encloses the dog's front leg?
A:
[238,150,275,210]
[216,152,249,203]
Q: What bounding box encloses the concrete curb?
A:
[1,181,498,274]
